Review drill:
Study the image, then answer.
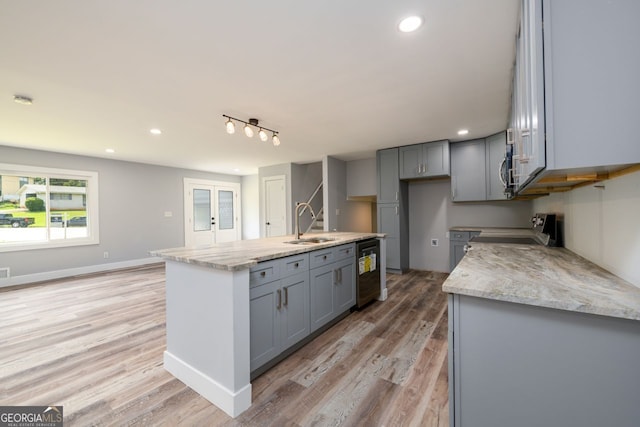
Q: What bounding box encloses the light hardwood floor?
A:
[0,264,450,426]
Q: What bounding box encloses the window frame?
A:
[0,163,99,252]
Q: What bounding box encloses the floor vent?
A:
[0,268,9,280]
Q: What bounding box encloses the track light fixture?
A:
[222,114,281,146]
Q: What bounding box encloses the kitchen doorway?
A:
[184,178,241,246]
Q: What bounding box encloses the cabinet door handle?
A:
[276,289,282,310]
[294,262,299,268]
[395,206,398,215]
[395,191,398,201]
[283,287,288,306]
[339,268,342,283]
[260,271,266,277]
[334,269,339,284]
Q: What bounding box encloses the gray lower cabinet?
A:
[249,254,310,372]
[449,294,640,427]
[251,244,356,372]
[449,230,480,272]
[309,244,357,333]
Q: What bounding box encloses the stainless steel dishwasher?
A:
[356,238,381,309]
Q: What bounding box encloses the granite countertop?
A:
[150,232,383,272]
[443,238,640,321]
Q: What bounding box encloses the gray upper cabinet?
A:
[450,132,508,202]
[377,148,399,203]
[451,140,487,202]
[485,132,508,201]
[399,140,450,179]
[511,0,640,194]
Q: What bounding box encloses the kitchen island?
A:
[443,234,640,427]
[150,232,386,417]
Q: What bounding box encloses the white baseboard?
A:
[163,351,252,418]
[0,257,161,288]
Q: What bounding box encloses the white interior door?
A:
[184,179,241,246]
[263,175,286,237]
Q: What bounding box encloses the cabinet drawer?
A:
[250,260,281,287]
[450,231,470,242]
[333,243,355,262]
[281,253,309,278]
[309,248,335,269]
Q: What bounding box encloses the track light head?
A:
[225,118,235,134]
[258,128,268,142]
[272,133,281,146]
[244,123,254,137]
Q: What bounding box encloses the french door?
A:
[184,179,241,246]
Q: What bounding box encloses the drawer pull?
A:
[323,255,327,260]
[294,262,299,268]
[260,271,266,277]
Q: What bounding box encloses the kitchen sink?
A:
[284,237,336,245]
[468,236,541,245]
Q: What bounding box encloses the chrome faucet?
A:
[295,202,316,240]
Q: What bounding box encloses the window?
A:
[0,163,99,252]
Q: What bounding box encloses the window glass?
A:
[0,164,98,252]
[218,190,234,230]
[193,189,211,232]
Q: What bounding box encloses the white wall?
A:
[241,174,260,240]
[0,145,240,281]
[533,170,640,287]
[409,180,533,272]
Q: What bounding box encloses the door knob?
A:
[266,222,271,225]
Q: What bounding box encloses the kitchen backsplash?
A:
[533,170,640,288]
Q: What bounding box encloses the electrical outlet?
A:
[164,211,173,217]
[431,239,439,247]
[103,251,109,259]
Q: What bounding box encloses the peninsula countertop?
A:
[150,232,384,271]
[443,234,640,321]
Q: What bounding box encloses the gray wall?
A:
[323,156,348,232]
[0,145,240,278]
[533,170,640,287]
[409,180,533,272]
[241,174,260,240]
[291,162,322,232]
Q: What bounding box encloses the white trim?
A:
[0,163,99,252]
[164,351,252,418]
[183,178,242,246]
[261,174,287,237]
[0,257,160,288]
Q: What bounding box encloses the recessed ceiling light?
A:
[150,128,162,135]
[457,129,469,136]
[105,148,115,153]
[398,16,423,33]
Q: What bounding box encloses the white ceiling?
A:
[0,1,519,176]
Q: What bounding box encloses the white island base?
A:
[163,261,252,417]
